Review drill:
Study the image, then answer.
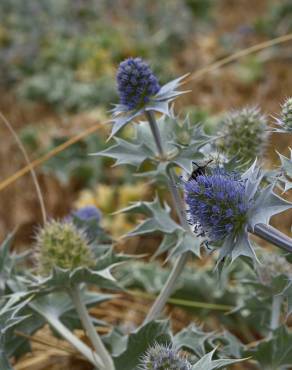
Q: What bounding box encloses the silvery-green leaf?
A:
[191,348,245,370]
[245,326,292,369]
[32,264,120,291]
[278,149,292,177]
[168,230,202,259]
[152,229,202,260]
[231,232,258,262]
[145,99,173,116]
[174,324,213,357]
[0,295,31,335]
[109,108,143,139]
[92,137,153,168]
[154,74,190,101]
[0,295,32,367]
[248,184,292,229]
[112,320,171,370]
[277,150,292,192]
[29,290,111,320]
[209,331,243,358]
[242,160,263,201]
[118,197,181,237]
[173,147,204,173]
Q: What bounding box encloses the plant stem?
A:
[270,294,282,332]
[251,223,292,253]
[45,314,103,368]
[70,285,115,370]
[144,110,192,324]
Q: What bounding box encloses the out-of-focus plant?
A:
[217,106,269,165]
[254,0,292,37]
[0,0,204,112]
[75,182,150,237]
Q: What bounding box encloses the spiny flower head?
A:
[117,57,160,110]
[35,220,95,275]
[139,343,191,370]
[73,206,101,222]
[184,168,249,242]
[219,107,268,164]
[280,97,292,130]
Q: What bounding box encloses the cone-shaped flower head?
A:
[35,220,95,275]
[139,343,191,370]
[184,168,249,242]
[73,206,102,222]
[219,107,268,164]
[280,97,292,130]
[117,57,160,110]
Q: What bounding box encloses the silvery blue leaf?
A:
[118,197,181,237]
[248,184,292,229]
[191,348,245,370]
[92,137,153,168]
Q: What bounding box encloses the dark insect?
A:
[189,159,213,181]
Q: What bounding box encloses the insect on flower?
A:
[189,159,213,181]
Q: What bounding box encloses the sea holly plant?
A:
[97,57,292,324]
[3,58,292,370]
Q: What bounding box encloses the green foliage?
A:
[245,326,292,370]
[42,134,106,186]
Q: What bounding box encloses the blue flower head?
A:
[117,57,160,111]
[73,206,102,223]
[184,168,249,242]
[139,343,191,370]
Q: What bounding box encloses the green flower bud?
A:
[35,220,95,275]
[219,107,268,164]
[281,97,292,130]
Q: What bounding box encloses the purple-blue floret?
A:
[140,343,191,370]
[117,57,160,110]
[184,168,249,241]
[73,206,101,222]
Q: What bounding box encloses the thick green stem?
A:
[70,285,115,370]
[144,110,192,324]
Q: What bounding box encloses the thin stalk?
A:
[70,285,115,370]
[251,223,292,253]
[127,289,233,311]
[144,110,192,324]
[0,112,47,224]
[270,294,282,332]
